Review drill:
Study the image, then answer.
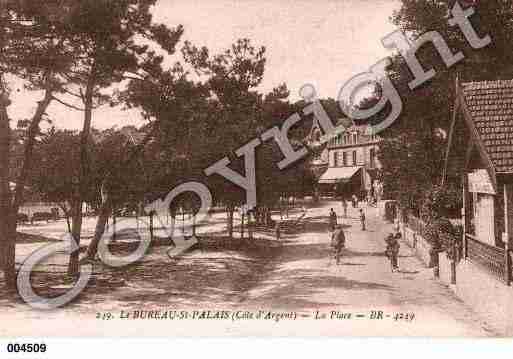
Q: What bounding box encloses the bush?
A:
[423,217,455,248]
[420,184,462,221]
[423,221,441,248]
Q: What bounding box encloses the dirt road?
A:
[0,202,496,337]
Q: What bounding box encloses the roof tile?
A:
[462,80,513,173]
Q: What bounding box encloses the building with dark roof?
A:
[444,78,513,283]
[443,79,513,334]
[461,80,513,173]
[318,120,382,200]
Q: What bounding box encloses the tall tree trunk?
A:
[68,71,95,276]
[65,211,72,234]
[1,82,53,288]
[112,207,117,241]
[58,203,73,234]
[149,211,154,241]
[84,200,112,260]
[240,212,244,239]
[0,92,15,289]
[248,211,253,240]
[84,180,112,259]
[170,214,176,240]
[68,200,83,276]
[227,205,234,238]
[11,86,53,214]
[81,96,160,263]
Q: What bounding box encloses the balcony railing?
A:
[466,234,510,284]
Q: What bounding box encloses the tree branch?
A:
[62,88,84,100]
[52,96,85,111]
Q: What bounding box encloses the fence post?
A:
[462,173,469,260]
[433,253,440,279]
[504,183,513,285]
[112,212,117,241]
[248,211,253,240]
[149,211,154,242]
[241,212,245,239]
[461,207,467,259]
[182,209,185,235]
[503,232,511,286]
[450,240,457,285]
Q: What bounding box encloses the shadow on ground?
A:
[0,211,393,311]
[243,268,393,309]
[0,237,285,310]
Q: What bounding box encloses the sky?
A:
[7,0,400,131]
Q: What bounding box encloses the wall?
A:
[475,193,495,246]
[403,226,432,267]
[438,252,453,286]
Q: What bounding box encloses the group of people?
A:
[339,193,378,210]
[327,206,402,272]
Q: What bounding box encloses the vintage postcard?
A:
[0,0,512,347]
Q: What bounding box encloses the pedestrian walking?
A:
[351,194,358,208]
[359,208,366,231]
[341,198,348,218]
[275,220,281,241]
[329,208,337,232]
[331,225,346,265]
[385,233,400,272]
[265,209,273,226]
[393,216,401,236]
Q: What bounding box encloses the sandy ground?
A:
[0,202,497,337]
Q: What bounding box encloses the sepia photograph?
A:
[0,0,512,348]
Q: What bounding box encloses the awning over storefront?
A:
[9,181,30,190]
[318,166,361,184]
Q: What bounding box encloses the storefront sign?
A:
[468,169,496,195]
